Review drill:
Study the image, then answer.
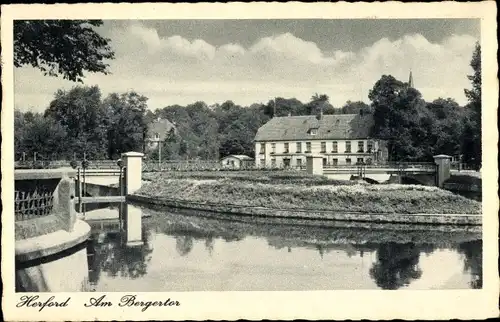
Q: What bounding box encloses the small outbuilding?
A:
[220,155,254,169]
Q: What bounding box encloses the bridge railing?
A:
[323,162,436,170]
[14,169,77,234]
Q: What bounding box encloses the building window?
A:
[323,158,327,166]
[306,142,311,153]
[367,140,373,153]
[284,158,291,168]
[154,133,159,139]
[284,142,289,153]
[358,141,364,153]
[259,143,265,154]
[357,157,364,164]
[346,158,352,165]
[271,143,276,154]
[296,158,302,168]
[332,158,338,166]
[321,142,326,153]
[260,159,265,168]
[332,141,338,153]
[296,142,302,153]
[271,158,276,167]
[309,128,318,135]
[345,141,351,153]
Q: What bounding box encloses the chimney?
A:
[316,104,323,121]
[272,98,276,117]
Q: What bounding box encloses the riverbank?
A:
[135,172,481,222]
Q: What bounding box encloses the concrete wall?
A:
[255,139,385,168]
[128,194,481,226]
[15,219,91,292]
[15,169,91,292]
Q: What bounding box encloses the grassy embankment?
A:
[139,171,481,214]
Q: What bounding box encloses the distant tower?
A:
[408,70,414,88]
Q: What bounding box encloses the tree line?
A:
[14,42,481,168]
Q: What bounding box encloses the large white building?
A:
[254,113,388,168]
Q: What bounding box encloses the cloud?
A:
[14,22,478,112]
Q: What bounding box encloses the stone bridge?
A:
[323,165,438,185]
[319,154,455,187]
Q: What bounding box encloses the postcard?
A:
[1,2,498,321]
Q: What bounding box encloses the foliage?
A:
[14,20,115,82]
[138,175,481,214]
[15,110,68,160]
[369,75,431,161]
[462,42,482,168]
[103,91,149,159]
[44,85,108,159]
[143,170,358,186]
[16,86,148,160]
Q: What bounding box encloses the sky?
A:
[14,19,480,112]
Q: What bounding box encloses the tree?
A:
[103,91,149,159]
[17,112,68,159]
[369,75,430,161]
[462,42,481,168]
[307,93,330,115]
[339,100,373,115]
[45,85,108,159]
[14,20,115,82]
[425,98,465,158]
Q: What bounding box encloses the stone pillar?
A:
[434,154,452,187]
[53,170,77,232]
[306,154,324,175]
[122,151,144,194]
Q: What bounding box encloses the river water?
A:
[82,202,482,291]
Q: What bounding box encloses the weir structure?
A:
[14,151,145,292]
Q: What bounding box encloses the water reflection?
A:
[84,203,153,287]
[457,240,483,289]
[369,243,423,290]
[83,202,482,291]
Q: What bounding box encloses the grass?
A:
[143,170,359,186]
[137,171,481,215]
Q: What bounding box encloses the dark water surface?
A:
[82,202,482,291]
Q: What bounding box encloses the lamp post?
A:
[158,138,162,167]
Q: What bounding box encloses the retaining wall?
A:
[128,194,482,226]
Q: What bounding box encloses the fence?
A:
[14,169,77,228]
[15,190,54,221]
[15,159,120,170]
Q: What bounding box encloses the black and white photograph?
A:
[1,2,498,321]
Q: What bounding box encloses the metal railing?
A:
[15,190,54,221]
[14,169,77,226]
[323,162,436,169]
[14,159,121,170]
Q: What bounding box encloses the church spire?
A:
[408,70,414,88]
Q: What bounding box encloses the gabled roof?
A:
[146,118,176,141]
[254,114,374,141]
[222,155,254,161]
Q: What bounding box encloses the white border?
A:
[2,2,498,320]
